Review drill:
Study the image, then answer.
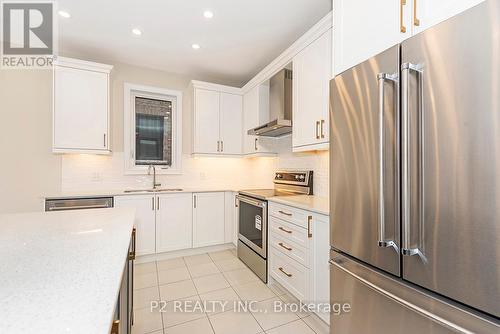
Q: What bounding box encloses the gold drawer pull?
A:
[278,226,292,234]
[278,210,292,216]
[278,267,293,277]
[278,242,292,251]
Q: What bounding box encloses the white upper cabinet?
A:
[156,193,193,253]
[53,57,112,153]
[192,192,226,248]
[191,82,243,156]
[293,29,332,152]
[193,88,220,154]
[333,0,410,75]
[333,0,485,75]
[412,0,484,34]
[219,93,243,155]
[242,84,276,155]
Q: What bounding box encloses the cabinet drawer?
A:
[270,216,310,249]
[269,202,311,229]
[271,233,309,268]
[270,247,308,301]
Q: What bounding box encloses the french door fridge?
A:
[330,1,500,332]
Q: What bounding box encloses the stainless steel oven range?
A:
[236,170,313,283]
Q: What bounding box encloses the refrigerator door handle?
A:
[401,62,423,257]
[376,72,398,251]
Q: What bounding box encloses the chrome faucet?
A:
[148,165,162,189]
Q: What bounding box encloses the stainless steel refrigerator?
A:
[329,1,500,333]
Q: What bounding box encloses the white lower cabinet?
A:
[156,193,193,253]
[115,191,230,255]
[114,195,156,256]
[193,192,226,248]
[268,202,330,324]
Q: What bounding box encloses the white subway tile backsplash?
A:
[61,138,329,198]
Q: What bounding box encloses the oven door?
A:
[237,195,267,258]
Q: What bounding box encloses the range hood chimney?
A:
[247,69,292,137]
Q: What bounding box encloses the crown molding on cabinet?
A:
[191,80,243,95]
[54,56,113,73]
[241,11,333,94]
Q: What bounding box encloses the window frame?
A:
[124,83,183,175]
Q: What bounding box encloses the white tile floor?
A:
[132,248,329,334]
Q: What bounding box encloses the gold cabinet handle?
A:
[278,226,292,234]
[400,0,407,33]
[413,0,420,26]
[110,320,120,334]
[278,210,292,217]
[278,267,292,277]
[307,216,313,238]
[129,227,136,260]
[315,121,320,139]
[320,120,325,139]
[278,242,292,251]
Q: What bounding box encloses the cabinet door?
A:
[156,193,192,253]
[114,195,156,256]
[193,88,220,154]
[293,29,332,150]
[412,0,484,34]
[242,85,275,155]
[334,0,411,75]
[54,66,109,151]
[243,86,260,154]
[310,214,331,324]
[219,93,243,155]
[193,192,225,247]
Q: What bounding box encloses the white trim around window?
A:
[124,83,183,175]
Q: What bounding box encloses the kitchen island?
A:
[0,208,135,334]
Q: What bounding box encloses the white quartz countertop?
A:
[0,208,135,334]
[44,187,237,199]
[268,195,330,216]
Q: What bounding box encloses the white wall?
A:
[0,60,328,215]
[59,61,277,192]
[0,70,62,214]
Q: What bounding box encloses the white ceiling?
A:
[57,0,331,87]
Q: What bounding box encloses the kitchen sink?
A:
[123,188,183,193]
[155,188,183,192]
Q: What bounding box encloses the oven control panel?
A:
[274,171,312,186]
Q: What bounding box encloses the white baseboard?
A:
[136,243,236,264]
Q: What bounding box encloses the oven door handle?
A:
[236,195,266,208]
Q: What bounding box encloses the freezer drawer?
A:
[330,251,499,334]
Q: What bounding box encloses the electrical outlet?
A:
[91,172,102,182]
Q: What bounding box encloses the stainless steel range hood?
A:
[247,69,292,137]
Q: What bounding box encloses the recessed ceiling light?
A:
[132,28,142,36]
[192,43,201,50]
[203,10,214,19]
[58,10,71,18]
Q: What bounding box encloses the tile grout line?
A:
[155,260,166,333]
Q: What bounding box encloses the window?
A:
[124,84,182,174]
